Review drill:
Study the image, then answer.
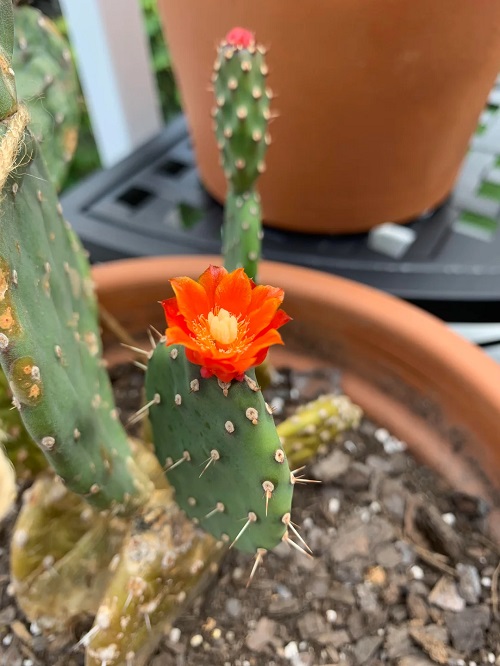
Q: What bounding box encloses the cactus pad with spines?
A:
[0,0,16,118]
[213,28,271,278]
[0,115,152,511]
[145,343,294,553]
[13,5,80,189]
[0,366,46,479]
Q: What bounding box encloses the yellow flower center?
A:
[208,308,238,345]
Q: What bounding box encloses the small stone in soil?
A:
[456,563,482,604]
[245,617,278,653]
[353,635,384,664]
[428,576,466,612]
[445,606,491,652]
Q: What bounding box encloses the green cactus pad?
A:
[0,366,46,479]
[13,5,80,189]
[0,0,16,119]
[0,119,151,511]
[145,343,294,553]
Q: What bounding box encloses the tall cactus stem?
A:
[213,28,270,279]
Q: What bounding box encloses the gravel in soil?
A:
[0,365,499,666]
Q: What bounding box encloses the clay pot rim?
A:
[92,254,500,405]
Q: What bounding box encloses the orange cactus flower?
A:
[162,265,291,382]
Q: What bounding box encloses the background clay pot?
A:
[94,256,500,539]
[158,0,500,233]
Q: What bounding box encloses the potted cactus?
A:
[0,13,363,664]
[2,6,500,665]
[157,0,500,233]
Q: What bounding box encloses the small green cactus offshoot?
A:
[213,27,271,279]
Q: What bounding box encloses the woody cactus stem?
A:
[0,2,152,511]
[213,28,270,279]
[86,490,222,666]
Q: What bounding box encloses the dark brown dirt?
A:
[1,365,499,666]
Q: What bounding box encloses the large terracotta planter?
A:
[93,256,500,539]
[158,0,500,233]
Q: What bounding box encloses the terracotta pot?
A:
[93,256,500,539]
[157,0,500,234]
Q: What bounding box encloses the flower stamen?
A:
[208,308,238,345]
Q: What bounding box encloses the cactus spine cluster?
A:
[212,28,271,279]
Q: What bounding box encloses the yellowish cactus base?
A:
[0,445,16,522]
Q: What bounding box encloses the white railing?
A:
[59,0,162,167]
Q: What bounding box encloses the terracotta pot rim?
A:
[92,254,500,406]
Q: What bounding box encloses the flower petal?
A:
[244,328,285,356]
[162,297,188,331]
[198,265,227,306]
[215,267,252,316]
[165,326,196,349]
[170,276,210,324]
[263,308,292,334]
[249,284,284,313]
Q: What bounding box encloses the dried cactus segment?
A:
[145,343,294,553]
[0,118,152,511]
[13,5,80,189]
[278,394,363,468]
[10,474,128,631]
[85,489,222,666]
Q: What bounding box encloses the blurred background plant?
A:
[15,0,180,190]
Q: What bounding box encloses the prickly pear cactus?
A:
[0,0,151,511]
[12,5,80,189]
[146,344,293,553]
[213,28,271,279]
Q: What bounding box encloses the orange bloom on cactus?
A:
[162,265,291,382]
